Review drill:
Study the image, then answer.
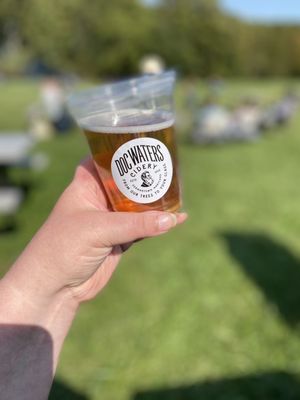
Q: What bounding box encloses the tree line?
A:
[0,0,300,78]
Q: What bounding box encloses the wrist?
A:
[1,237,81,315]
[0,269,79,368]
[0,273,78,324]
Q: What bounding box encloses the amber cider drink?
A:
[82,111,181,212]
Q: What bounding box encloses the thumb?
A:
[98,211,187,247]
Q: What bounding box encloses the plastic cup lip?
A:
[66,70,176,121]
[79,109,175,134]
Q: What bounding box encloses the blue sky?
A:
[221,0,300,23]
[143,0,300,24]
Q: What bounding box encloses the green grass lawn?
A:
[2,78,300,399]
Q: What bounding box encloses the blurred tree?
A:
[20,0,152,77]
[149,0,235,75]
[0,0,299,78]
[0,0,32,75]
[231,23,300,77]
[288,28,300,76]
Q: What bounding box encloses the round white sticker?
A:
[111,137,173,204]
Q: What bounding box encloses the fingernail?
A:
[176,212,188,224]
[157,213,177,232]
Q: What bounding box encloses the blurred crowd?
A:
[189,87,300,145]
[28,77,74,140]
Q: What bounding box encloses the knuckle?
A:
[135,212,157,236]
[74,165,83,179]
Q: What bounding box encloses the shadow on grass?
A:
[132,371,300,400]
[49,380,89,400]
[0,217,17,234]
[18,180,36,201]
[221,232,300,327]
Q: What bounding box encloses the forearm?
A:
[0,267,78,400]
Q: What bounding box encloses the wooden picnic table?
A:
[0,187,23,215]
[0,133,34,183]
[0,133,35,216]
[0,133,34,165]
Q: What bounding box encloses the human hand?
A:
[0,158,187,390]
[5,158,187,306]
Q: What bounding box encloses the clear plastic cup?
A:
[68,71,181,212]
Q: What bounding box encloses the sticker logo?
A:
[111,137,173,204]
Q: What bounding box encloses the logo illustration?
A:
[141,171,154,187]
